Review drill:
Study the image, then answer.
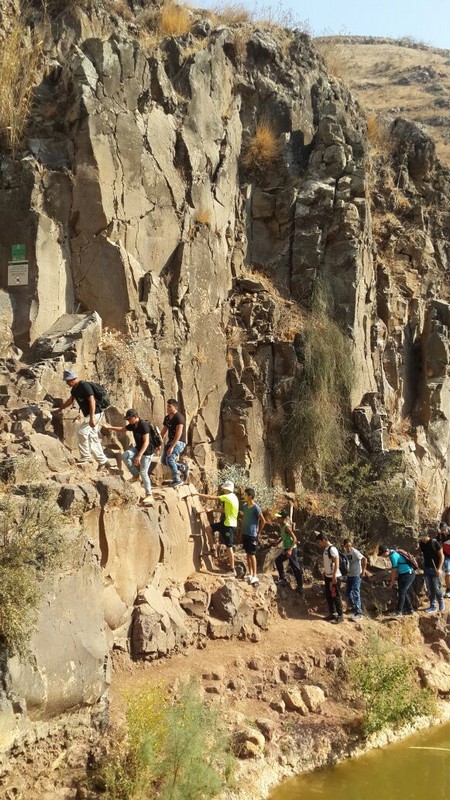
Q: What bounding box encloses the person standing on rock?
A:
[160,399,188,487]
[377,544,416,617]
[343,538,367,621]
[54,370,111,471]
[316,532,344,623]
[103,409,154,506]
[274,510,303,594]
[241,487,266,586]
[419,528,445,613]
[194,480,239,575]
[437,522,450,598]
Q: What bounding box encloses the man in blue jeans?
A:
[378,544,416,617]
[419,528,445,613]
[343,538,367,621]
[160,399,188,487]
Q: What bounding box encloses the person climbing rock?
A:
[419,528,445,613]
[316,532,344,623]
[274,510,303,594]
[343,538,367,621]
[103,409,154,505]
[160,399,188,487]
[54,370,111,471]
[194,480,239,575]
[378,544,416,617]
[241,487,266,586]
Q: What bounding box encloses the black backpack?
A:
[148,423,163,449]
[328,546,350,577]
[88,382,110,410]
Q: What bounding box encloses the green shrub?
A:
[0,470,68,657]
[284,279,353,481]
[348,635,435,734]
[332,456,415,549]
[216,464,283,513]
[103,679,234,800]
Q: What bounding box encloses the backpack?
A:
[328,546,350,577]
[148,423,163,449]
[88,382,110,410]
[395,548,419,571]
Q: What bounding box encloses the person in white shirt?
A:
[316,531,344,624]
[343,538,367,621]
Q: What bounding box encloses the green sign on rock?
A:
[11,244,26,262]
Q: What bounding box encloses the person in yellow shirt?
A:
[195,480,239,575]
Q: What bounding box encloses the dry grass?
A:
[213,3,252,24]
[195,209,212,226]
[366,112,392,158]
[160,3,191,36]
[0,13,43,155]
[315,39,353,82]
[241,120,281,173]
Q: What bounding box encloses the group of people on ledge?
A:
[55,370,188,505]
[55,370,450,617]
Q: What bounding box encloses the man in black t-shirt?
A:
[420,528,445,612]
[160,399,188,487]
[54,369,110,469]
[104,409,154,505]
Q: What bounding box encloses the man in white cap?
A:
[54,369,110,470]
[194,480,239,574]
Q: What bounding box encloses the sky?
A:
[253,0,450,50]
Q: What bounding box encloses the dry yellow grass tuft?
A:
[0,14,43,155]
[242,120,281,173]
[213,3,252,24]
[315,38,353,82]
[160,3,191,36]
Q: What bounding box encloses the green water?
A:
[269,721,450,799]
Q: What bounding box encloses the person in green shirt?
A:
[195,480,239,574]
[274,510,303,594]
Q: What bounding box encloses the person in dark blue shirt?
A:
[241,488,265,586]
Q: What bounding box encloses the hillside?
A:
[316,36,450,165]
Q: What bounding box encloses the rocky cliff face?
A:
[2,0,450,777]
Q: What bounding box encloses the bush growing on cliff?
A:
[0,462,68,656]
[284,280,353,482]
[102,679,234,800]
[216,463,283,513]
[348,635,435,734]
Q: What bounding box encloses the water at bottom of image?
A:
[269,720,450,800]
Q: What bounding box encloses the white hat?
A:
[221,480,234,492]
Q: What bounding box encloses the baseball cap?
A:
[125,409,138,419]
[221,480,234,492]
[63,369,77,381]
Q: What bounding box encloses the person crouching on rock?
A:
[274,510,303,594]
[103,409,154,505]
[194,480,239,576]
[241,487,266,586]
[54,370,111,472]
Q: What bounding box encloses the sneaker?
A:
[295,587,304,595]
[172,481,183,488]
[142,494,153,506]
[351,613,363,621]
[244,574,252,583]
[182,464,190,482]
[388,611,403,617]
[403,610,415,616]
[446,591,450,598]
[425,606,437,613]
[97,462,112,473]
[249,576,259,586]
[75,458,93,465]
[276,578,288,586]
[324,614,337,622]
[439,603,445,612]
[332,615,344,624]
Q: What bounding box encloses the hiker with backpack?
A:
[274,509,303,594]
[377,544,417,617]
[437,522,450,598]
[103,409,157,505]
[316,532,344,624]
[54,369,112,471]
[343,538,367,621]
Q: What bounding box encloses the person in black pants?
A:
[316,532,344,623]
[274,510,303,594]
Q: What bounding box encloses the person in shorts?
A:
[438,521,450,598]
[195,480,239,574]
[241,487,265,586]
